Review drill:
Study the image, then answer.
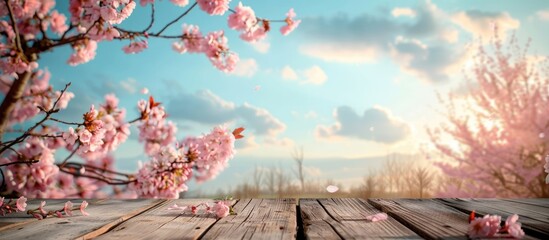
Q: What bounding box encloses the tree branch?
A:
[153,2,197,36]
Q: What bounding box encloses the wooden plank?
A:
[0,199,69,229]
[300,198,420,239]
[368,198,471,239]
[0,199,164,240]
[199,198,297,240]
[438,198,549,239]
[93,199,233,240]
[503,198,549,208]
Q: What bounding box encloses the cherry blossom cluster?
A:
[181,125,236,182]
[468,211,524,239]
[167,200,231,219]
[63,94,130,160]
[26,200,89,220]
[130,125,238,198]
[172,26,239,72]
[0,69,74,124]
[1,137,60,197]
[136,96,177,155]
[0,196,27,216]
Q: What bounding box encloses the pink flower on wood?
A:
[64,201,74,216]
[80,201,90,216]
[468,214,501,238]
[365,212,388,222]
[505,214,524,239]
[16,196,27,211]
[211,201,230,218]
[39,201,47,215]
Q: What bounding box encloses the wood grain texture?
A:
[0,199,163,240]
[0,199,68,230]
[300,198,420,240]
[93,199,232,240]
[368,198,471,240]
[437,198,549,239]
[199,198,297,240]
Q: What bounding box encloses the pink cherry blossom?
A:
[80,201,90,216]
[280,8,301,36]
[39,201,47,215]
[141,88,149,94]
[123,40,148,54]
[468,214,501,238]
[211,201,230,218]
[170,0,189,7]
[227,2,256,31]
[64,201,74,216]
[50,11,68,35]
[16,196,27,211]
[172,24,203,54]
[67,40,97,66]
[197,0,230,16]
[365,212,388,222]
[505,214,524,239]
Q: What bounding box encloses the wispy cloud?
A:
[452,10,520,39]
[392,8,416,18]
[316,106,411,144]
[251,39,270,53]
[230,58,258,78]
[281,65,298,80]
[280,65,328,85]
[167,89,287,145]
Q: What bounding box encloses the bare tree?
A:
[292,146,305,191]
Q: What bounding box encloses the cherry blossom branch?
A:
[58,162,135,185]
[4,0,23,53]
[58,143,80,168]
[144,3,156,33]
[0,159,39,167]
[0,83,71,154]
[49,118,83,126]
[154,2,198,36]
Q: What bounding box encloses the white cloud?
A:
[315,105,411,144]
[119,78,138,93]
[251,39,270,53]
[300,44,379,64]
[231,58,258,78]
[302,65,327,85]
[537,10,549,21]
[281,65,298,80]
[392,8,416,18]
[452,10,520,39]
[167,90,287,145]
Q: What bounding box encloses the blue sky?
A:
[40,0,549,192]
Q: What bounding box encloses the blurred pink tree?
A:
[0,0,299,199]
[429,32,549,197]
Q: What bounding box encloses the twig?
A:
[49,118,82,126]
[0,83,71,155]
[58,143,80,168]
[4,0,23,54]
[144,3,156,33]
[153,2,197,36]
[0,159,39,167]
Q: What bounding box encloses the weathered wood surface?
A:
[438,198,549,239]
[300,198,420,239]
[0,198,548,240]
[0,199,163,240]
[200,198,297,240]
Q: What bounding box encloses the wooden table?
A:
[0,198,548,239]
